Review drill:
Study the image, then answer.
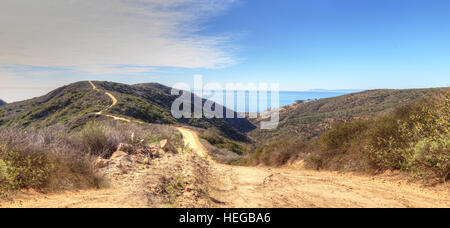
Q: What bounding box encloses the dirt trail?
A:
[174,128,449,208]
[2,84,448,208]
[86,81,449,208]
[213,164,449,208]
[2,125,448,208]
[1,165,156,208]
[2,188,148,208]
[176,127,210,159]
[89,81,141,123]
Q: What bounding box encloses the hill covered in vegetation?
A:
[0,80,254,196]
[92,81,255,141]
[0,82,107,129]
[250,88,445,144]
[248,88,449,183]
[0,81,254,141]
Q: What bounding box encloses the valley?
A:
[0,81,448,208]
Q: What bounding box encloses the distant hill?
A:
[95,81,255,141]
[0,82,105,129]
[0,81,255,141]
[307,89,363,93]
[0,99,5,106]
[249,88,448,145]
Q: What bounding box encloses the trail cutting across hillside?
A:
[1,82,448,208]
[170,128,448,208]
[89,81,142,123]
[176,127,210,159]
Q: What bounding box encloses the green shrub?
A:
[109,94,176,124]
[319,119,371,154]
[304,92,450,182]
[0,143,98,197]
[399,94,449,181]
[199,131,246,155]
[78,120,184,158]
[0,119,185,196]
[0,127,100,197]
[364,115,408,170]
[79,121,111,156]
[405,136,449,182]
[365,94,449,180]
[250,139,312,166]
[0,144,53,192]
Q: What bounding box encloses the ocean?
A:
[198,91,353,113]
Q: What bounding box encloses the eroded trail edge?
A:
[2,84,448,208]
[176,127,210,159]
[176,129,450,208]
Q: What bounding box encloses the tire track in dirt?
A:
[175,128,450,208]
[212,164,450,208]
[3,82,447,208]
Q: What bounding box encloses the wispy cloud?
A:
[0,66,84,102]
[0,0,237,74]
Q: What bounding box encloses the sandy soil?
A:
[0,148,211,208]
[171,128,450,208]
[176,127,210,159]
[2,126,448,208]
[213,164,449,208]
[1,83,448,208]
[2,187,148,208]
[1,163,156,208]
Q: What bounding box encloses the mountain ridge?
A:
[250,87,449,145]
[0,81,255,141]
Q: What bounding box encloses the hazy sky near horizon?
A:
[1,0,450,102]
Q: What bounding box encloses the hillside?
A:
[0,99,5,106]
[96,81,255,137]
[249,88,446,145]
[0,83,448,207]
[247,87,449,182]
[0,81,254,141]
[3,125,449,208]
[0,82,108,129]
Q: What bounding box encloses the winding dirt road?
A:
[89,81,142,123]
[214,165,449,208]
[174,128,449,208]
[3,127,448,208]
[1,82,448,208]
[176,127,210,159]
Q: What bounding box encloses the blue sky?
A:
[1,0,450,102]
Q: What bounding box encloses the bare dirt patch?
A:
[2,126,448,208]
[211,164,449,208]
